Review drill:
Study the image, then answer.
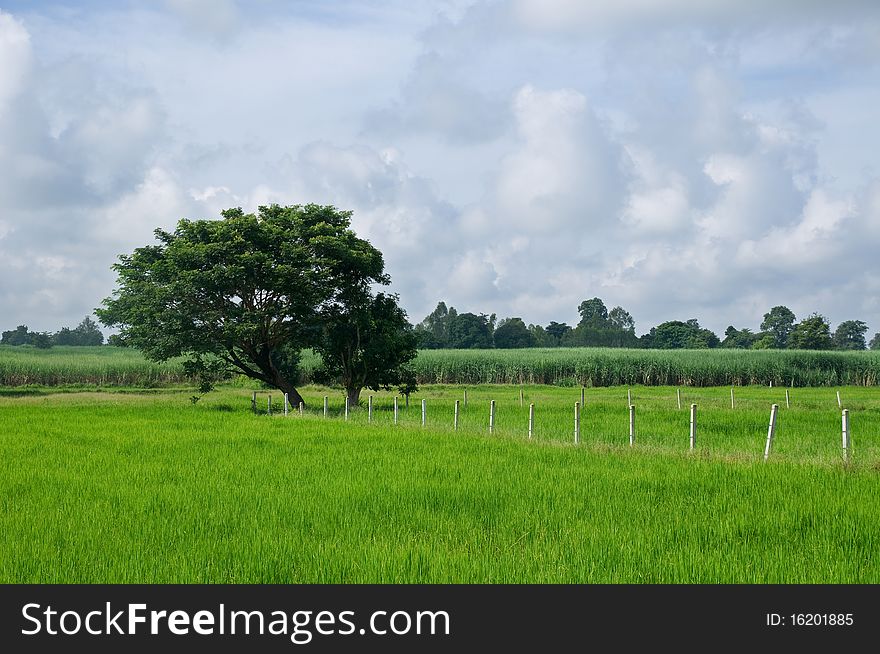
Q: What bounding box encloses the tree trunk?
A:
[346,386,362,407]
[273,376,306,408]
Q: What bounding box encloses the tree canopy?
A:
[96,204,416,405]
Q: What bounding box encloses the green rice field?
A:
[2,384,878,583]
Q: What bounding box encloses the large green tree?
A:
[97,204,401,407]
[641,319,719,349]
[788,313,833,350]
[312,292,418,406]
[760,306,796,349]
[832,320,868,350]
[493,317,534,349]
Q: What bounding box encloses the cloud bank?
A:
[1,1,879,340]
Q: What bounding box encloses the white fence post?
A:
[730,387,735,409]
[368,395,373,423]
[842,409,850,462]
[837,391,842,409]
[763,404,779,461]
[528,403,534,440]
[677,388,681,410]
[298,401,303,417]
[344,397,349,421]
[629,405,635,446]
[323,396,328,418]
[689,404,697,451]
[393,396,398,425]
[421,399,426,427]
[284,393,289,416]
[489,400,495,434]
[574,401,580,444]
[454,400,459,431]
[785,389,790,409]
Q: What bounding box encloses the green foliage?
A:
[871,333,880,351]
[448,312,495,348]
[832,320,867,350]
[493,317,534,349]
[1,325,53,347]
[577,297,608,328]
[415,301,457,348]
[544,321,572,345]
[760,306,796,348]
[96,204,393,406]
[789,313,833,350]
[721,326,759,349]
[641,319,719,349]
[311,292,418,404]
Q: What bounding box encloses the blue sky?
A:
[2,0,879,338]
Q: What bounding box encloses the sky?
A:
[1,0,880,339]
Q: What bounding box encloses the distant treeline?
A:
[415,300,880,351]
[0,317,109,348]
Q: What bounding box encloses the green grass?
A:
[0,345,191,387]
[5,345,880,389]
[407,348,880,386]
[2,385,878,583]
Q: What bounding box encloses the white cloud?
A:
[3,1,880,340]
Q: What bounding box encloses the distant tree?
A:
[750,333,776,350]
[788,313,833,350]
[608,307,635,333]
[760,306,796,349]
[641,319,719,349]
[416,301,457,349]
[53,327,76,346]
[832,320,868,350]
[528,324,552,347]
[577,298,609,328]
[448,312,494,348]
[2,325,29,345]
[544,321,572,345]
[107,334,128,347]
[871,333,880,351]
[494,317,535,349]
[721,326,759,349]
[311,292,419,406]
[32,332,53,349]
[72,316,104,345]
